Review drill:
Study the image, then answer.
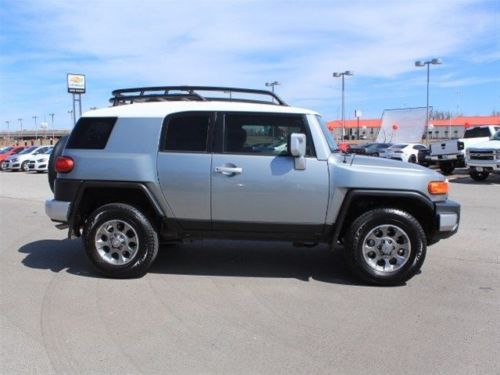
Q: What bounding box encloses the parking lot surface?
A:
[1,170,499,374]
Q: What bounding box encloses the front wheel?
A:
[469,168,489,181]
[21,161,30,172]
[344,208,427,286]
[83,203,159,278]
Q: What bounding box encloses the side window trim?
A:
[159,111,215,153]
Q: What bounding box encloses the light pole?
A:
[265,81,280,93]
[49,113,55,142]
[355,110,362,140]
[33,115,38,144]
[18,118,23,143]
[415,58,442,142]
[333,71,353,140]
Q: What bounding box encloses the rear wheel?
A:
[439,161,455,175]
[82,203,159,278]
[469,168,489,181]
[408,155,417,163]
[344,208,427,286]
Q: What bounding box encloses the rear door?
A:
[211,112,329,234]
[157,112,214,228]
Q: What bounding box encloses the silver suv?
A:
[45,86,460,285]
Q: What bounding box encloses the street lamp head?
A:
[415,60,424,67]
[431,58,442,65]
[344,71,354,76]
[332,72,340,77]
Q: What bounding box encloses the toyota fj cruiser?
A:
[45,86,460,285]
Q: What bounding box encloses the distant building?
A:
[327,115,500,141]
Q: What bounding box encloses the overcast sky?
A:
[0,0,499,130]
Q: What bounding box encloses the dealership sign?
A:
[67,73,86,93]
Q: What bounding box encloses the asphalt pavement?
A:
[1,170,499,374]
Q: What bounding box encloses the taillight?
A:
[55,156,74,173]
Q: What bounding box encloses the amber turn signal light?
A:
[55,156,74,173]
[428,180,448,195]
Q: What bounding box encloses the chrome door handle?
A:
[215,166,242,175]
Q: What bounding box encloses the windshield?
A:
[316,115,338,152]
[44,148,54,154]
[493,130,500,141]
[18,146,37,155]
[0,146,13,154]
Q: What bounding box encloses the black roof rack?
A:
[110,86,287,106]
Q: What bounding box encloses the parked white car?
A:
[383,143,428,163]
[3,146,51,171]
[27,147,53,173]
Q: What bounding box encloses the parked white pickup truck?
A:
[429,126,500,174]
[466,129,500,181]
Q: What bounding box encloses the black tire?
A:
[344,208,427,286]
[469,169,489,181]
[82,203,159,278]
[21,161,29,172]
[48,135,69,193]
[0,161,6,171]
[408,155,417,163]
[373,152,379,157]
[439,161,455,175]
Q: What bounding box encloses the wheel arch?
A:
[332,189,436,246]
[68,181,165,238]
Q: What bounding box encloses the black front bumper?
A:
[429,199,460,244]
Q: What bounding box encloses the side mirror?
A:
[288,133,306,170]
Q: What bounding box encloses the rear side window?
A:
[67,117,117,149]
[161,113,210,152]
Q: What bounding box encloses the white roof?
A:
[83,101,319,118]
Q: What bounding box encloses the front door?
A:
[211,112,329,233]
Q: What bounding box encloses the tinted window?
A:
[224,113,311,156]
[162,114,210,152]
[464,127,491,138]
[67,117,116,149]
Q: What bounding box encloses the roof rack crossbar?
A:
[110,86,287,106]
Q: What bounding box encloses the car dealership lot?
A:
[1,171,499,374]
